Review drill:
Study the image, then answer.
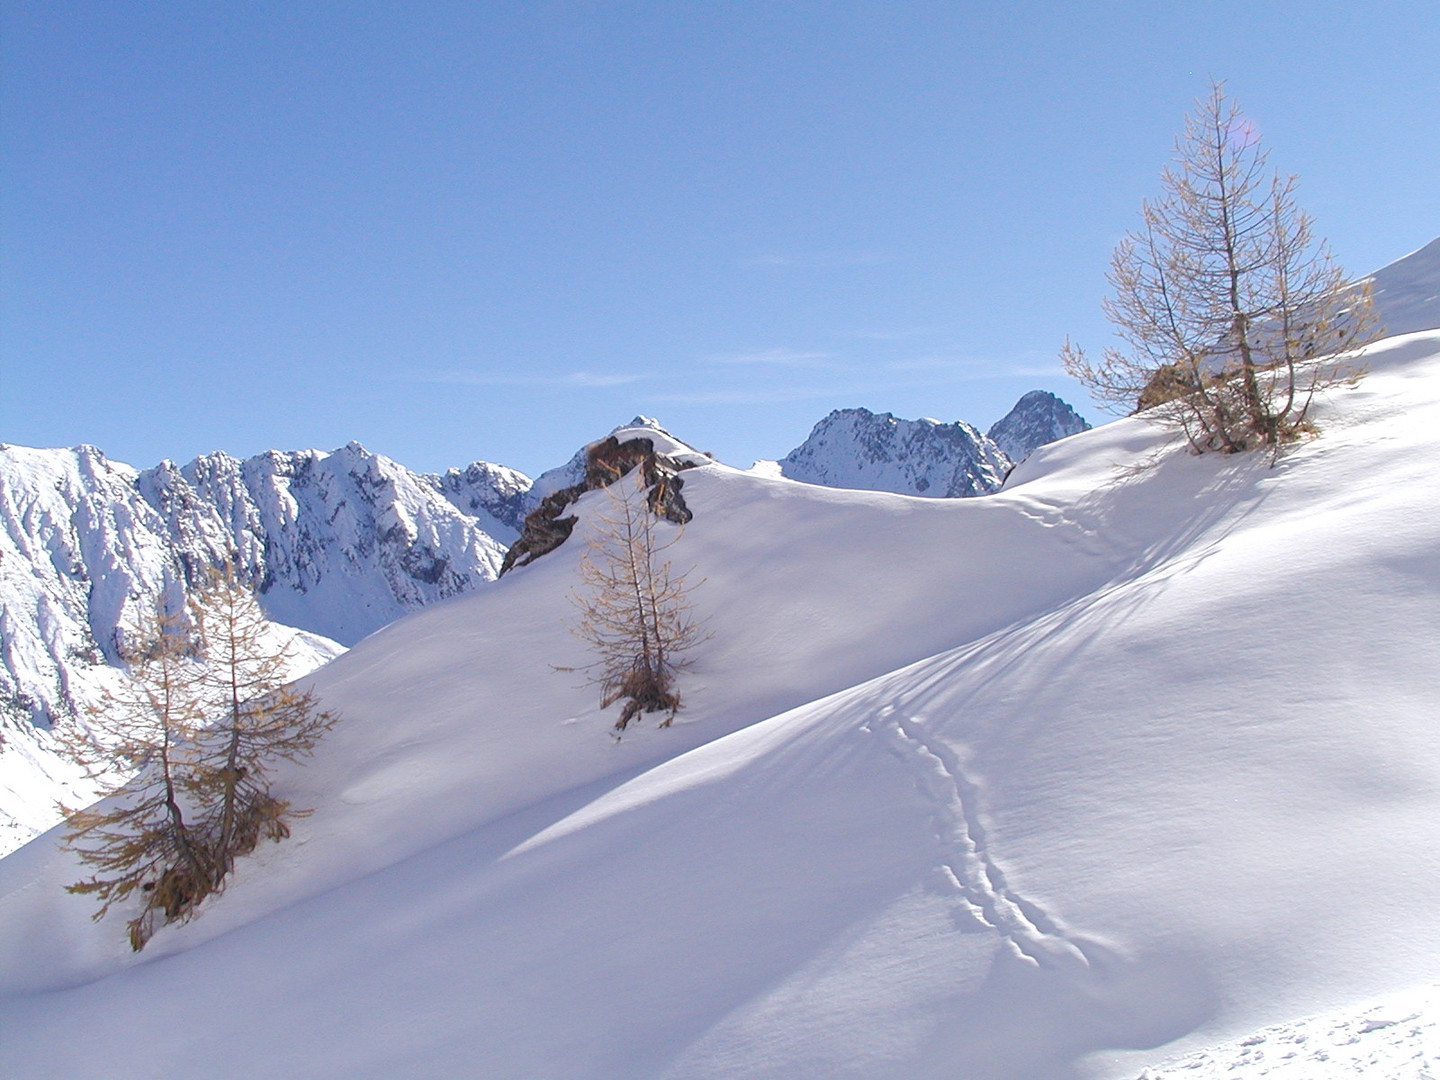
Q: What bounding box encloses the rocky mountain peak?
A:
[0,441,528,718]
[778,407,1010,497]
[986,391,1090,463]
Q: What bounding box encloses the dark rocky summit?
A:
[500,434,698,575]
[986,391,1091,464]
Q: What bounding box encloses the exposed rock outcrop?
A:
[500,434,698,575]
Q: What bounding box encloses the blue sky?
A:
[3,2,1436,477]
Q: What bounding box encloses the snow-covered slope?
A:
[3,330,1439,1080]
[987,389,1091,462]
[778,406,1011,495]
[0,441,528,852]
[1366,235,1440,339]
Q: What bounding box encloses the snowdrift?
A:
[3,332,1439,1079]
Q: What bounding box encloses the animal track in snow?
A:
[1006,495,1120,561]
[867,705,1090,970]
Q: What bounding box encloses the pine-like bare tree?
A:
[1063,82,1380,453]
[62,600,216,951]
[570,475,704,732]
[63,564,336,949]
[188,564,337,882]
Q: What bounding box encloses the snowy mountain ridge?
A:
[987,389,1092,463]
[0,397,1078,853]
[778,407,1011,496]
[3,327,1439,1080]
[523,415,678,508]
[0,439,528,713]
[776,390,1090,498]
[0,440,531,851]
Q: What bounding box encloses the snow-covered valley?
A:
[2,316,1439,1077]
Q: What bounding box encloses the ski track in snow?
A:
[867,704,1090,969]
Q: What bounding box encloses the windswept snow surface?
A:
[3,336,1440,1079]
[1366,236,1440,339]
[1132,984,1440,1079]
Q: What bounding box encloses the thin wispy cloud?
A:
[647,385,869,406]
[702,347,836,368]
[885,355,1064,380]
[415,369,647,388]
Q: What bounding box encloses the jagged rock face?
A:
[0,442,528,728]
[986,391,1091,463]
[779,408,1010,498]
[1,446,193,727]
[178,444,524,645]
[0,440,529,853]
[501,431,701,575]
[523,416,671,512]
[0,445,299,851]
[436,461,532,535]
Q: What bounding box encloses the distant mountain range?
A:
[0,442,536,848]
[7,320,1440,1080]
[0,391,1083,850]
[1,393,1079,737]
[4,233,1435,851]
[777,390,1089,497]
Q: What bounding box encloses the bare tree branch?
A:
[1064,82,1380,454]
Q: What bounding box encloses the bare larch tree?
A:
[570,474,704,732]
[62,599,215,951]
[1063,82,1380,453]
[63,563,336,949]
[188,563,337,884]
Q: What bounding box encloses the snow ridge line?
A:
[868,706,1090,969]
